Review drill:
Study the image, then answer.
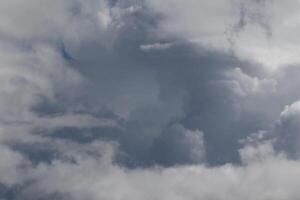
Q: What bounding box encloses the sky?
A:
[1,0,300,199]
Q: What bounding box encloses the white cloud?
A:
[145,0,300,69]
[280,100,300,120]
[0,43,83,122]
[274,100,300,158]
[0,145,28,186]
[0,0,112,41]
[0,1,123,185]
[140,42,174,51]
[215,67,276,98]
[11,141,300,200]
[33,114,118,130]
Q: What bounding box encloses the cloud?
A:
[1,0,300,199]
[140,42,174,51]
[0,0,112,41]
[0,146,28,186]
[145,0,300,69]
[4,140,300,200]
[150,124,205,166]
[273,100,300,159]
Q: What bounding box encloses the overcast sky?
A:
[1,0,300,199]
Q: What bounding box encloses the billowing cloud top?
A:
[1,0,300,199]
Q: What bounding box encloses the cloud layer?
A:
[1,0,300,199]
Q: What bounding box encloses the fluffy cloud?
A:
[5,141,300,200]
[150,124,205,166]
[1,0,300,199]
[274,100,300,159]
[145,0,300,69]
[0,146,28,186]
[0,0,112,41]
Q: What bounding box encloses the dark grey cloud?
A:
[150,124,205,166]
[2,0,300,199]
[24,0,300,167]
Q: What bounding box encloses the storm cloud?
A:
[1,0,300,199]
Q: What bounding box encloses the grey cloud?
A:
[274,101,300,159]
[2,0,300,199]
[231,0,272,37]
[150,124,205,166]
[8,0,297,168]
[4,141,300,200]
[145,0,300,67]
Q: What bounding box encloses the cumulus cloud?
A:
[150,124,205,166]
[0,0,112,41]
[273,100,300,159]
[1,0,300,199]
[0,146,28,186]
[5,141,300,200]
[145,0,300,69]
